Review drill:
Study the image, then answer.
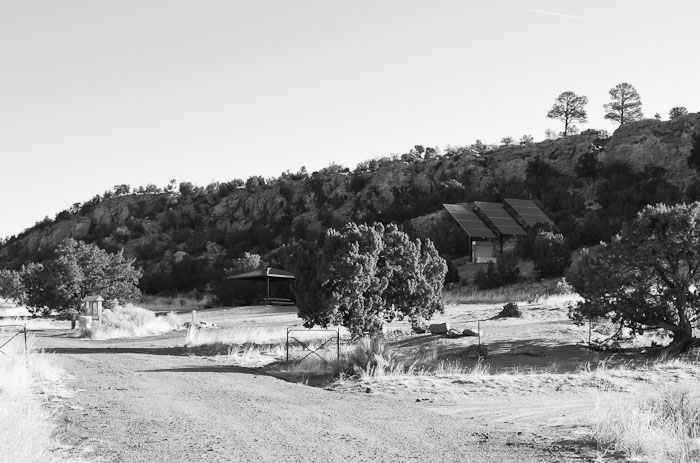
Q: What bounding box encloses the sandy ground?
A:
[28,300,649,462]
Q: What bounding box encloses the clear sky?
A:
[1,0,698,239]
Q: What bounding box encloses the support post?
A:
[267,277,270,305]
[192,310,197,324]
[24,324,28,363]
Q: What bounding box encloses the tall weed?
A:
[594,385,700,462]
[0,339,71,462]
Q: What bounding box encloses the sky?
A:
[1,0,699,239]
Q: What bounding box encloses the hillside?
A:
[1,114,699,297]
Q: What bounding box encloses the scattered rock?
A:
[509,346,545,356]
[365,387,372,394]
[462,329,478,337]
[411,319,428,334]
[428,322,450,335]
[445,328,463,338]
[493,302,522,319]
[184,321,221,329]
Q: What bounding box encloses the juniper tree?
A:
[567,203,700,353]
[291,223,447,337]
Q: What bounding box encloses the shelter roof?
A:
[82,295,104,302]
[227,267,295,281]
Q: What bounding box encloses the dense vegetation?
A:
[0,114,699,308]
[1,239,141,315]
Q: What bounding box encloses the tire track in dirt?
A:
[42,331,599,463]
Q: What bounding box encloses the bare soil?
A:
[36,301,637,462]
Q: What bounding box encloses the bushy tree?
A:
[669,106,689,120]
[568,203,700,353]
[291,223,447,337]
[21,239,142,315]
[519,134,534,145]
[531,231,571,278]
[603,82,643,125]
[0,269,26,305]
[547,91,588,136]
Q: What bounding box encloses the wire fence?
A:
[0,324,28,362]
[285,327,340,372]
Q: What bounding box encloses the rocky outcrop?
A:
[2,113,699,267]
[601,113,700,185]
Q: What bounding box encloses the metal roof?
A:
[504,198,554,228]
[227,267,295,281]
[473,201,527,236]
[443,204,497,239]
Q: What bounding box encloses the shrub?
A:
[86,304,183,339]
[531,231,571,278]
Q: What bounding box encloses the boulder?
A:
[462,328,479,337]
[412,318,428,334]
[428,322,450,335]
[494,302,522,319]
[445,328,463,338]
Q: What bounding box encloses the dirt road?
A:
[41,330,603,463]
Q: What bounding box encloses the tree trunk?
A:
[665,333,692,355]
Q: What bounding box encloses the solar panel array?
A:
[504,198,553,227]
[443,204,496,239]
[473,201,527,236]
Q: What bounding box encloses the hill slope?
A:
[1,114,699,296]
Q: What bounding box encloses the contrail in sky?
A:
[529,8,601,23]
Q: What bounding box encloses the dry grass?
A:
[443,278,571,305]
[138,294,211,313]
[0,337,72,463]
[594,384,700,462]
[185,325,348,370]
[85,304,184,340]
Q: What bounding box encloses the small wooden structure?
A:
[82,295,104,322]
[226,267,295,305]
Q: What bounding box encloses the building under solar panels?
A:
[443,199,552,263]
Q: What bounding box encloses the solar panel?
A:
[473,201,527,236]
[443,204,496,239]
[504,198,554,227]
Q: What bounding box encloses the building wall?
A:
[472,241,496,263]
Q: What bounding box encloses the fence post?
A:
[337,327,340,373]
[477,320,481,350]
[286,328,289,363]
[23,324,28,363]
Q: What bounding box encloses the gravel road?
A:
[42,331,603,462]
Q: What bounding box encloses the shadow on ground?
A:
[48,346,188,356]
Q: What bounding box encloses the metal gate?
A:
[0,324,28,362]
[286,327,340,372]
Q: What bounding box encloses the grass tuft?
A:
[0,337,72,462]
[594,385,700,462]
